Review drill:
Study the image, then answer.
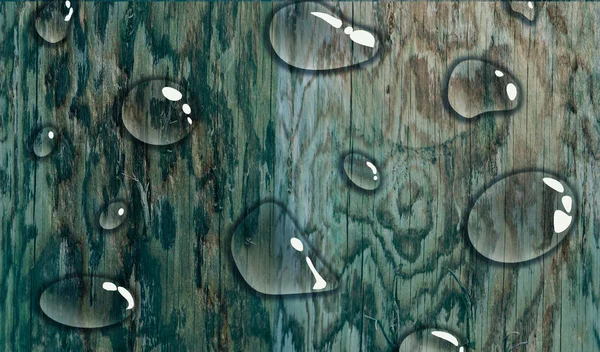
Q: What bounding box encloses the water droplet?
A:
[99,201,128,230]
[39,276,135,328]
[343,152,381,191]
[33,127,58,158]
[270,2,379,70]
[35,0,75,44]
[399,329,466,351]
[509,1,537,22]
[447,59,521,119]
[231,201,338,295]
[122,80,197,146]
[468,172,577,263]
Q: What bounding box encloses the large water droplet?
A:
[121,80,196,146]
[39,276,135,328]
[399,329,466,351]
[468,172,576,263]
[270,2,379,70]
[343,152,381,191]
[231,201,338,295]
[99,201,128,230]
[447,59,520,119]
[509,1,537,22]
[35,0,75,44]
[32,127,58,158]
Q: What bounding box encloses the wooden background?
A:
[0,1,599,351]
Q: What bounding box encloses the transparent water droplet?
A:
[39,276,135,328]
[509,1,537,22]
[447,59,521,119]
[35,0,75,44]
[399,329,466,351]
[343,152,381,191]
[270,2,379,70]
[122,80,197,146]
[231,201,338,295]
[468,172,577,263]
[33,127,58,158]
[99,201,128,230]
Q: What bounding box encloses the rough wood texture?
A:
[1,1,599,351]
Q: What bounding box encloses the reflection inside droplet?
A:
[33,127,58,158]
[398,329,465,351]
[447,59,521,119]
[122,80,197,145]
[35,0,75,43]
[468,172,577,263]
[99,201,128,230]
[231,201,338,295]
[343,152,381,191]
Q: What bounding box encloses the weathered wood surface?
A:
[0,1,599,351]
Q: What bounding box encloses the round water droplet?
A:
[447,59,521,119]
[35,0,75,44]
[99,201,128,230]
[32,127,58,158]
[343,152,381,191]
[270,2,379,70]
[121,80,197,146]
[468,172,577,263]
[231,201,338,295]
[39,276,135,328]
[509,1,537,22]
[399,329,466,351]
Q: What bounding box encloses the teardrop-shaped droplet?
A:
[121,80,197,146]
[399,329,466,352]
[343,152,381,191]
[35,0,76,44]
[231,201,339,295]
[468,172,577,263]
[270,2,379,70]
[509,1,537,22]
[40,276,135,328]
[447,59,521,119]
[32,127,58,158]
[99,201,128,230]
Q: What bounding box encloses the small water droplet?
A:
[35,0,75,43]
[99,201,128,230]
[399,329,465,351]
[231,202,338,295]
[122,80,197,146]
[270,2,379,70]
[33,127,58,158]
[39,276,135,328]
[468,172,577,263]
[447,59,521,119]
[509,1,537,22]
[343,152,381,191]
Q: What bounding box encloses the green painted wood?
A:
[0,1,598,351]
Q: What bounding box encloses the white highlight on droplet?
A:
[118,208,125,216]
[528,1,534,9]
[162,87,183,101]
[495,70,504,77]
[349,30,375,48]
[117,286,135,310]
[553,210,572,233]
[543,177,565,193]
[366,161,378,181]
[344,26,353,35]
[431,331,459,347]
[459,347,465,352]
[310,12,343,29]
[65,0,71,7]
[102,282,118,292]
[562,196,573,213]
[182,104,191,115]
[506,83,518,101]
[290,237,304,252]
[305,257,327,290]
[187,117,193,125]
[64,1,73,22]
[47,131,55,139]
